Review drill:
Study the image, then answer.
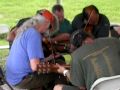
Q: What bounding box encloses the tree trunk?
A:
[56,0,62,4]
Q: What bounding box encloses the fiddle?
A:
[43,36,70,53]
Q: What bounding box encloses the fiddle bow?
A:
[83,9,94,38]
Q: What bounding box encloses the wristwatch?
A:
[63,70,69,76]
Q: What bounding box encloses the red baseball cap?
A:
[38,9,54,24]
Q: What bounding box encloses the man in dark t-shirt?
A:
[72,5,110,38]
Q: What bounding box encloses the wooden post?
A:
[56,0,62,4]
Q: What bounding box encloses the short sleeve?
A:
[27,29,44,61]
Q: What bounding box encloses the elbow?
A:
[31,65,38,72]
[30,59,40,72]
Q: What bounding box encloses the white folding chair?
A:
[90,75,120,90]
[1,84,28,90]
[0,24,9,34]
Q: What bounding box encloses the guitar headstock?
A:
[37,62,70,74]
[37,62,58,74]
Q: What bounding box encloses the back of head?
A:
[36,9,55,25]
[52,4,64,13]
[82,5,99,20]
[70,30,90,48]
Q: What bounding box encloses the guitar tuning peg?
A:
[38,69,42,74]
[47,68,50,73]
[47,62,50,64]
[42,62,45,65]
[42,68,46,74]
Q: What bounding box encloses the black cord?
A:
[0,68,14,90]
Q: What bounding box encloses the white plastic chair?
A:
[0,24,9,34]
[1,84,28,90]
[90,75,120,90]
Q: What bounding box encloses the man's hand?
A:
[45,53,61,62]
[30,59,40,72]
[56,63,66,74]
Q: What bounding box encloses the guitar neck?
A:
[51,64,70,69]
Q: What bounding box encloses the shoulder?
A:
[72,13,84,25]
[63,18,70,24]
[72,38,120,61]
[26,27,39,34]
[71,38,103,60]
[99,14,110,22]
[75,13,83,18]
[100,14,108,18]
[73,13,83,21]
[98,14,110,27]
[25,27,41,38]
[96,37,120,44]
[72,44,94,60]
[64,18,70,22]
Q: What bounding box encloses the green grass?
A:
[0,39,9,69]
[64,55,72,64]
[0,0,120,28]
[0,49,9,69]
[0,0,120,42]
[0,39,8,45]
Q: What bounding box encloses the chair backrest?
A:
[0,87,4,90]
[0,67,14,90]
[0,67,4,85]
[0,67,4,77]
[0,24,9,34]
[90,75,120,90]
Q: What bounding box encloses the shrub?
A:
[0,33,7,40]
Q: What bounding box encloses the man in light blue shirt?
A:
[6,27,44,85]
[5,11,57,90]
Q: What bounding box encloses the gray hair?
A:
[16,15,50,38]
